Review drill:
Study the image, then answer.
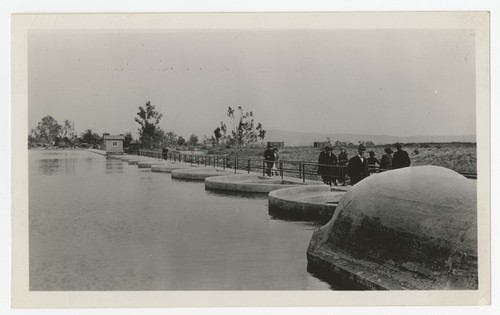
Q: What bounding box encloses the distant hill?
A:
[264,129,476,146]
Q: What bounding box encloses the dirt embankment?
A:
[205,142,476,173]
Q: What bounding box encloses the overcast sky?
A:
[28,29,475,139]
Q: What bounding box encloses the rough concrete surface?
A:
[307,166,477,290]
[268,185,346,221]
[151,162,199,173]
[205,174,324,193]
[171,167,247,180]
[137,160,166,168]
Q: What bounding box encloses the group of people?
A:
[264,143,280,176]
[317,146,348,186]
[317,143,411,186]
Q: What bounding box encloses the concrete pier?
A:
[151,162,198,173]
[128,159,150,165]
[268,185,346,221]
[107,154,132,161]
[171,167,247,180]
[307,166,477,290]
[137,160,166,168]
[87,149,107,156]
[205,174,324,193]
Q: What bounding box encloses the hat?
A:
[340,147,346,151]
[324,146,333,151]
[358,144,367,150]
[395,143,402,149]
[384,147,393,154]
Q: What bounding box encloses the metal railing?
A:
[133,150,477,182]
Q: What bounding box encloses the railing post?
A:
[223,157,225,170]
[262,160,266,176]
[234,158,237,174]
[299,161,302,179]
[303,163,306,183]
[247,158,251,174]
[280,161,283,179]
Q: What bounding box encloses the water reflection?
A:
[268,208,331,224]
[105,161,124,174]
[307,263,366,290]
[38,158,60,175]
[29,150,341,291]
[204,188,269,200]
[268,211,328,225]
[37,155,77,176]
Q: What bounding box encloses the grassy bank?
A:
[207,142,477,174]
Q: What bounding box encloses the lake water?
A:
[29,149,338,291]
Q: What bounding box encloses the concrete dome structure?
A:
[307,166,477,290]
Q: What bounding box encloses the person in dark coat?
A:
[347,144,370,185]
[317,146,337,186]
[162,146,169,160]
[337,147,348,185]
[392,143,411,169]
[367,151,380,173]
[264,142,275,176]
[379,147,393,171]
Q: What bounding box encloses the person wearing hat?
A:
[367,151,380,173]
[379,147,393,171]
[392,143,411,169]
[347,144,370,185]
[337,147,349,185]
[317,145,337,186]
[264,142,275,176]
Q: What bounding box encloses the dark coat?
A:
[336,152,348,178]
[347,155,369,185]
[317,151,337,176]
[392,150,411,169]
[367,157,380,167]
[264,148,275,161]
[379,153,392,170]
[338,152,348,166]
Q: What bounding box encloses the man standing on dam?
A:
[392,143,411,169]
[264,142,275,176]
[347,144,370,185]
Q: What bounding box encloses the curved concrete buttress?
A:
[268,185,346,221]
[307,166,477,290]
[205,174,324,193]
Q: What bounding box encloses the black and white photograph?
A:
[9,10,492,310]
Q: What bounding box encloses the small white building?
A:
[103,134,125,155]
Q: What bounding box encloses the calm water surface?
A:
[29,150,334,290]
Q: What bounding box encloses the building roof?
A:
[104,135,125,141]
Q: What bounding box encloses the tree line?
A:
[28,115,135,149]
[28,102,266,150]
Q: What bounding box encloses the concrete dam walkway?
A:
[89,150,478,290]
